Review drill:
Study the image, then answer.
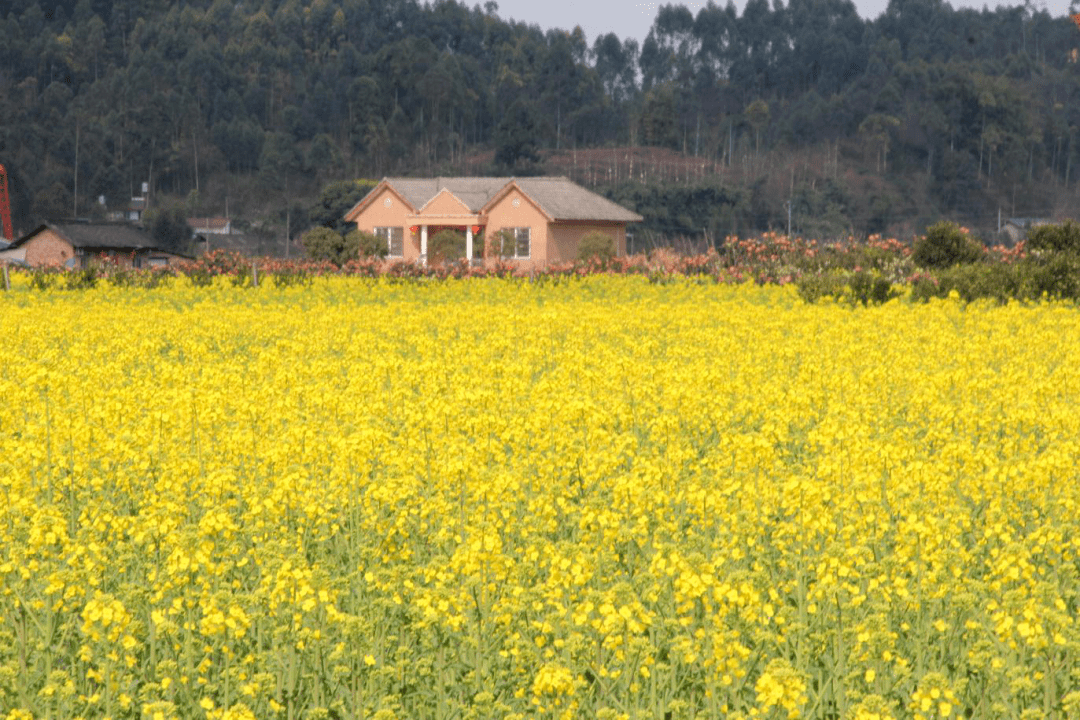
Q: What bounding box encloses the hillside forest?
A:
[3,0,1080,251]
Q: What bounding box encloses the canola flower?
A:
[1,276,1079,719]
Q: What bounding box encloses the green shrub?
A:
[905,261,1077,305]
[909,273,943,303]
[303,227,346,265]
[934,263,1021,304]
[796,271,847,303]
[428,229,466,265]
[1025,220,1080,255]
[64,266,100,290]
[812,244,896,273]
[30,266,62,290]
[796,269,897,305]
[348,229,387,260]
[304,226,386,265]
[576,231,616,263]
[186,265,214,287]
[229,263,254,287]
[912,222,984,269]
[847,270,897,306]
[1022,253,1080,300]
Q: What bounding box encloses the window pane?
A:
[515,227,530,258]
[375,227,404,257]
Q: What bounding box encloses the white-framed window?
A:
[491,227,531,259]
[374,227,404,258]
[513,227,530,259]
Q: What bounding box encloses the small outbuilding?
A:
[1003,218,1049,246]
[2,223,190,268]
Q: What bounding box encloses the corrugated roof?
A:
[368,177,643,222]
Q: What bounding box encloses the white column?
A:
[465,226,473,263]
[420,225,428,265]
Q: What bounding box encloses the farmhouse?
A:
[343,176,643,267]
[1,223,190,268]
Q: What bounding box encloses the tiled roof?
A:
[511,177,643,222]
[384,177,511,213]
[356,177,643,223]
[54,223,156,249]
[12,223,159,250]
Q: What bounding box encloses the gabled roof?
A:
[418,188,475,214]
[345,177,643,224]
[12,223,171,251]
[490,177,643,222]
[343,181,419,221]
[388,177,510,213]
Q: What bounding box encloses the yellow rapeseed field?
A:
[1,276,1079,720]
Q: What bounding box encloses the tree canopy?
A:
[2,0,1079,239]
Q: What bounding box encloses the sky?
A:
[488,0,1077,48]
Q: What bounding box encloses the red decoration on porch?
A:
[471,225,481,234]
[409,226,419,234]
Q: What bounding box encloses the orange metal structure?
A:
[0,164,12,240]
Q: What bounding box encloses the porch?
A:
[406,214,486,263]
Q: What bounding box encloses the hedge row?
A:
[7,221,1080,304]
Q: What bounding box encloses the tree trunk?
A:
[556,104,561,151]
[1067,135,1073,187]
[193,131,200,193]
[73,118,80,217]
[728,120,733,167]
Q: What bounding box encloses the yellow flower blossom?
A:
[1,278,1078,718]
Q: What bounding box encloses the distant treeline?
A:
[2,0,1080,237]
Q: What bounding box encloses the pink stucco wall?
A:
[547,222,626,263]
[352,187,420,260]
[484,190,549,267]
